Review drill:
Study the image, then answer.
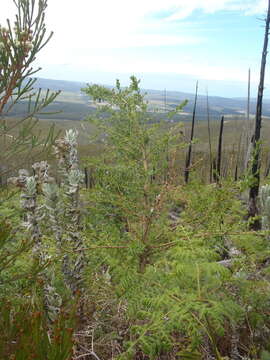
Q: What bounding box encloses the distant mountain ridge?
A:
[34,78,86,92]
[22,77,270,119]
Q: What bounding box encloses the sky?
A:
[0,0,269,97]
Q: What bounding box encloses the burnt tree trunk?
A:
[244,69,252,171]
[84,167,89,188]
[212,158,217,183]
[248,0,270,230]
[216,115,225,183]
[206,90,213,183]
[234,164,238,182]
[184,81,198,183]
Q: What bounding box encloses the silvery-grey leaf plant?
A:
[259,184,270,236]
[8,129,85,319]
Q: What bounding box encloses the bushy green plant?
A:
[82,76,186,272]
[110,183,270,359]
[2,60,270,358]
[81,79,270,359]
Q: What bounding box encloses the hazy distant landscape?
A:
[7,77,270,122]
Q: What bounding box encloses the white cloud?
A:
[0,0,267,49]
[64,56,257,83]
[149,0,268,20]
[0,0,267,85]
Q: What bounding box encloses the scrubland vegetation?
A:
[2,1,270,360]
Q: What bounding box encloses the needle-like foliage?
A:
[0,0,60,184]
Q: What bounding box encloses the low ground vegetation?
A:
[2,1,270,358]
[1,78,270,359]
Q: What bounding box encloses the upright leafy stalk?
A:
[8,163,61,320]
[184,81,198,184]
[248,0,270,229]
[43,181,63,252]
[259,184,270,239]
[54,129,84,294]
[8,131,85,310]
[8,169,43,263]
[265,152,270,177]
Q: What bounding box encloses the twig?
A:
[75,333,103,360]
[74,353,92,359]
[77,343,103,360]
[90,352,102,360]
[74,353,102,360]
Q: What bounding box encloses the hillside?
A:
[6,77,270,121]
[33,78,270,118]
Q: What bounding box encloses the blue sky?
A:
[0,0,269,97]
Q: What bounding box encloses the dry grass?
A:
[3,115,270,184]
